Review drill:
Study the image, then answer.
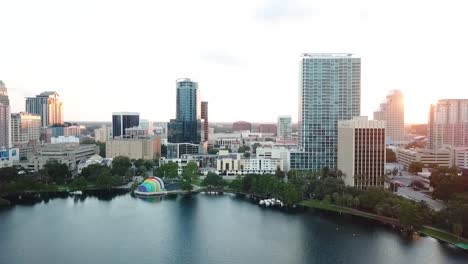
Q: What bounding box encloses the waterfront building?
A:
[232,121,252,132]
[166,142,200,159]
[201,101,209,142]
[337,117,386,189]
[167,78,202,144]
[428,99,468,149]
[291,53,361,170]
[94,125,113,143]
[396,148,453,168]
[106,136,161,160]
[20,143,98,172]
[216,157,283,175]
[256,146,291,171]
[25,91,63,127]
[374,90,406,146]
[112,112,140,139]
[0,81,11,149]
[277,115,292,140]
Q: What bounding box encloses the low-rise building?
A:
[51,136,80,144]
[454,147,468,169]
[106,136,161,160]
[397,148,453,168]
[159,157,200,175]
[0,148,20,168]
[166,143,200,159]
[256,146,290,171]
[216,157,283,175]
[77,154,112,174]
[20,143,98,172]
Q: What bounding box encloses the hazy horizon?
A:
[2,0,468,124]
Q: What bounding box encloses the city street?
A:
[397,187,446,211]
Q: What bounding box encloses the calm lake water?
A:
[0,193,467,264]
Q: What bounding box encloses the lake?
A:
[0,193,467,264]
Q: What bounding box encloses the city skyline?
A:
[2,0,468,124]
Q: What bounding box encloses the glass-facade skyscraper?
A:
[291,53,361,170]
[168,78,202,144]
[112,112,140,139]
[25,91,63,127]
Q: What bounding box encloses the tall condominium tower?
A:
[25,91,64,127]
[374,90,405,146]
[338,117,386,189]
[291,53,361,170]
[0,80,11,149]
[11,112,41,145]
[112,112,140,139]
[429,99,468,149]
[277,115,292,140]
[168,78,201,144]
[201,101,208,142]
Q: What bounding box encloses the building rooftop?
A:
[301,53,355,58]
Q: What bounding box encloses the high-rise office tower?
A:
[25,91,64,127]
[0,80,11,149]
[112,112,140,139]
[167,78,202,144]
[201,101,208,142]
[374,90,406,146]
[291,53,361,170]
[338,117,385,189]
[277,115,292,140]
[11,112,41,145]
[429,99,468,149]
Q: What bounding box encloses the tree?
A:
[181,162,199,181]
[80,164,111,182]
[408,162,424,174]
[69,177,88,190]
[97,142,106,157]
[452,223,463,241]
[237,145,250,153]
[386,148,397,163]
[156,163,179,179]
[202,172,225,188]
[229,176,243,191]
[282,183,301,205]
[275,167,284,179]
[111,156,132,176]
[399,201,425,232]
[43,161,69,184]
[180,178,193,191]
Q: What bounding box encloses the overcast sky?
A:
[1,0,467,124]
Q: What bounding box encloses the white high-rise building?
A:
[277,115,292,140]
[291,53,361,170]
[374,90,406,146]
[338,117,386,189]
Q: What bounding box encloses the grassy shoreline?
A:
[299,199,468,250]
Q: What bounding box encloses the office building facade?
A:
[201,101,209,142]
[25,91,63,127]
[0,81,11,149]
[428,99,468,149]
[292,53,361,170]
[337,117,385,189]
[94,125,112,143]
[277,115,292,140]
[112,112,140,139]
[168,78,202,144]
[374,90,406,146]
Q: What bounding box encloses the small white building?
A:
[256,146,290,171]
[216,157,283,175]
